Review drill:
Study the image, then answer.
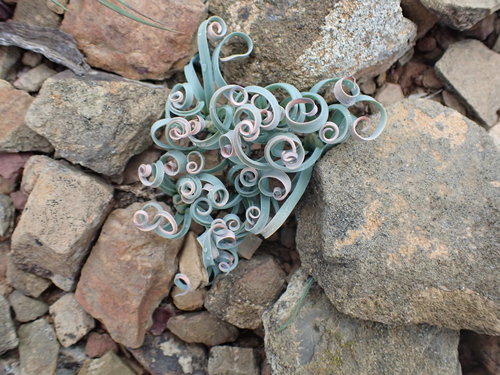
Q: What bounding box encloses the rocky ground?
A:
[0,1,499,375]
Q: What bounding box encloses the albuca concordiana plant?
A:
[133,16,387,294]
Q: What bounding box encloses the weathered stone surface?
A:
[0,46,20,79]
[205,255,286,329]
[7,254,51,298]
[50,293,95,347]
[46,0,67,14]
[442,89,466,115]
[79,351,134,375]
[13,0,60,28]
[0,242,10,297]
[489,123,500,148]
[11,156,114,291]
[0,152,31,195]
[0,22,90,75]
[401,0,439,38]
[61,0,207,80]
[75,202,184,348]
[129,332,207,375]
[435,39,500,128]
[172,286,206,312]
[179,231,209,290]
[167,311,239,346]
[297,99,500,335]
[0,82,53,153]
[237,233,262,260]
[0,294,18,354]
[0,194,14,241]
[21,51,43,67]
[8,290,48,323]
[420,0,500,30]
[13,63,56,92]
[263,270,461,375]
[25,71,167,175]
[208,346,259,375]
[375,83,405,106]
[85,332,118,358]
[18,318,59,375]
[209,0,416,90]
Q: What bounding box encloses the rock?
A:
[0,22,90,75]
[8,290,48,322]
[489,123,500,148]
[18,318,59,375]
[422,67,444,89]
[0,82,53,152]
[50,293,95,347]
[12,0,60,28]
[209,0,416,90]
[122,149,162,185]
[0,242,10,297]
[0,46,20,79]
[129,332,207,375]
[13,63,57,92]
[21,51,43,67]
[167,311,239,346]
[179,231,209,290]
[417,36,438,52]
[463,14,496,40]
[58,344,89,375]
[420,0,500,31]
[237,233,262,260]
[75,203,184,348]
[401,0,439,39]
[172,286,206,311]
[359,78,377,95]
[374,83,405,106]
[0,294,18,354]
[0,152,32,194]
[263,269,461,375]
[9,191,28,210]
[442,89,467,115]
[435,39,500,128]
[47,0,67,14]
[205,255,286,329]
[460,331,499,375]
[0,194,14,241]
[85,332,118,358]
[25,71,167,176]
[11,156,114,291]
[296,99,500,335]
[60,0,207,80]
[150,303,175,336]
[7,254,51,298]
[208,346,259,375]
[78,351,134,375]
[399,60,428,89]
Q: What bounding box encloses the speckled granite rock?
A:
[263,270,461,375]
[297,99,500,335]
[209,0,416,90]
[0,294,18,354]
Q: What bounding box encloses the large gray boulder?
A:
[296,99,500,335]
[263,270,461,375]
[209,0,416,90]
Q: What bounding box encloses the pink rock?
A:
[85,332,118,358]
[150,303,175,336]
[9,191,27,210]
[0,152,31,180]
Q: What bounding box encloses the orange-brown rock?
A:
[75,202,184,348]
[61,0,208,80]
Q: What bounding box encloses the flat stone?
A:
[85,332,118,358]
[208,346,259,375]
[7,254,51,298]
[178,231,208,290]
[78,351,134,375]
[489,123,500,148]
[374,83,405,106]
[8,290,48,323]
[0,194,14,241]
[13,63,56,92]
[0,82,53,153]
[205,255,286,329]
[12,0,60,28]
[167,311,239,346]
[0,242,10,297]
[0,46,20,79]
[435,39,500,128]
[420,0,500,30]
[18,318,59,375]
[0,294,18,354]
[11,156,114,291]
[209,0,416,90]
[50,293,95,347]
[75,202,184,348]
[172,286,206,312]
[129,332,207,375]
[60,0,207,80]
[296,99,500,335]
[263,269,461,375]
[25,70,167,175]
